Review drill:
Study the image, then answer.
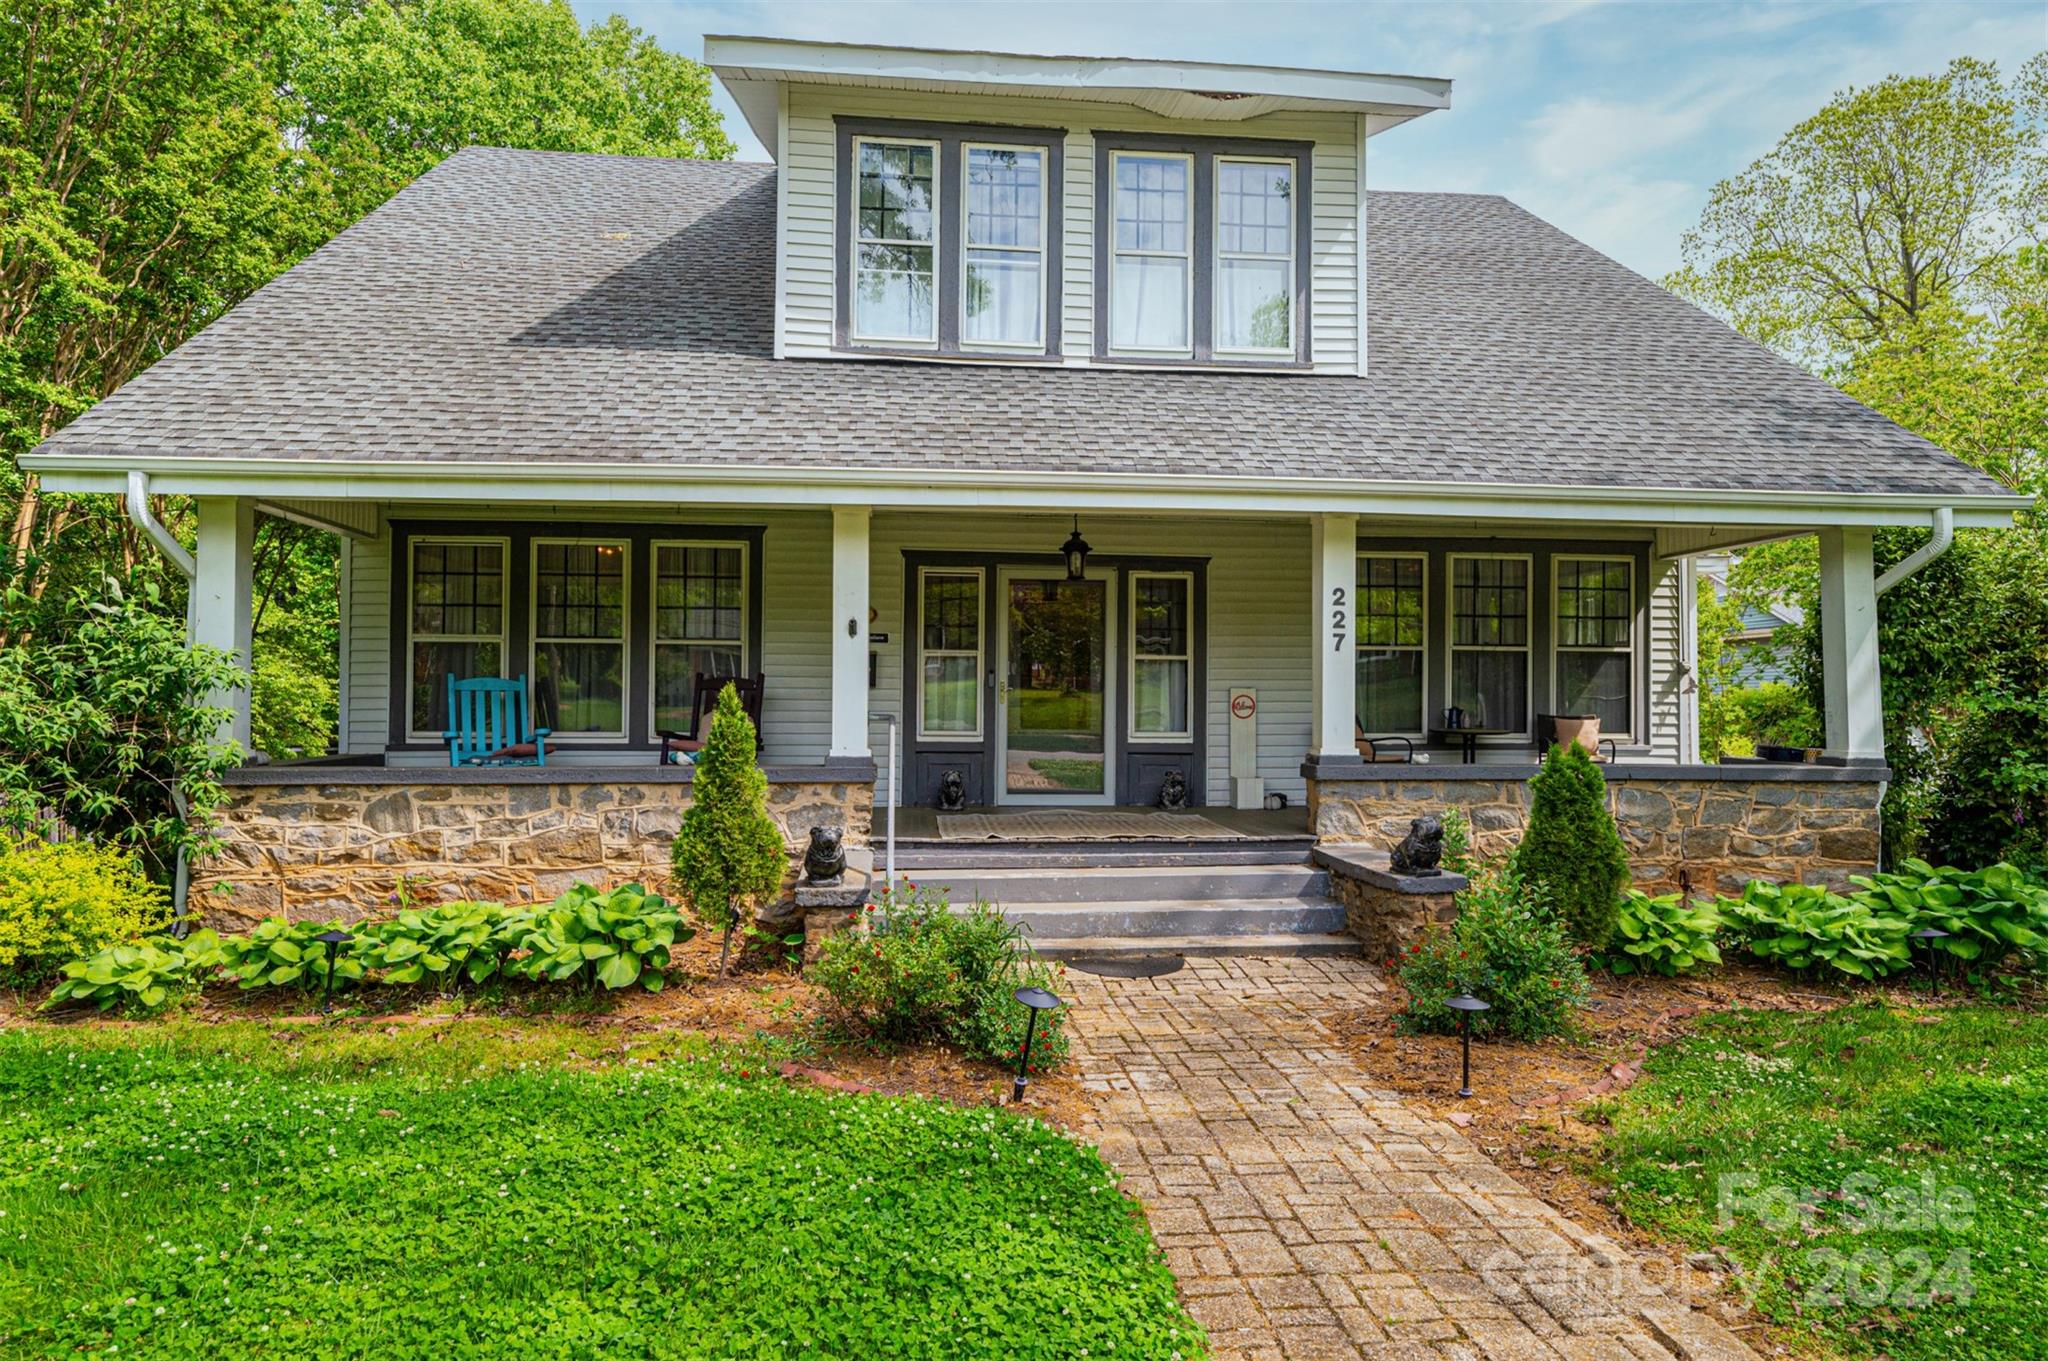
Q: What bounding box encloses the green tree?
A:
[0,579,245,882]
[1672,56,2048,866]
[1509,741,1630,950]
[670,684,787,976]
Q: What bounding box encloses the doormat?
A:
[934,809,1247,841]
[1064,955,1186,979]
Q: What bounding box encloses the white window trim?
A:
[850,135,942,347]
[404,535,510,744]
[1127,570,1194,743]
[959,141,1048,353]
[917,565,984,742]
[1551,553,1637,744]
[529,537,632,744]
[647,539,750,739]
[1212,155,1296,357]
[1107,149,1195,358]
[1445,551,1535,738]
[1354,551,1428,739]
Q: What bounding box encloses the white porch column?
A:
[1309,512,1359,760]
[191,496,255,753]
[1818,527,1885,763]
[830,505,872,758]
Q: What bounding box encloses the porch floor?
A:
[892,805,1308,843]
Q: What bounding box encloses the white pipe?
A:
[1875,507,1954,595]
[124,470,197,930]
[125,470,195,579]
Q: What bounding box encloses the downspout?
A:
[1874,507,1954,595]
[124,471,197,927]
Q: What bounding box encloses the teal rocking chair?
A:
[443,674,550,767]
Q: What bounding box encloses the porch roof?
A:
[27,146,2017,513]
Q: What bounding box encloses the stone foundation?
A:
[192,768,873,930]
[1308,768,1885,895]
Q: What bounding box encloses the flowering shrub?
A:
[0,839,171,984]
[1395,867,1589,1041]
[810,883,1070,1070]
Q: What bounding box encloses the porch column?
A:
[191,496,255,754]
[830,505,872,758]
[1309,511,1359,760]
[1817,527,1885,763]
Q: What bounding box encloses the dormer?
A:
[706,36,1451,376]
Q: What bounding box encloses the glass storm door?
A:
[997,569,1114,804]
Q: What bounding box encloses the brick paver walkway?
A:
[1067,955,1755,1361]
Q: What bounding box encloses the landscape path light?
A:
[1444,995,1491,1098]
[316,929,354,1013]
[1011,986,1062,1104]
[1911,926,1951,998]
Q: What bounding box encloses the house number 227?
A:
[1330,586,1349,652]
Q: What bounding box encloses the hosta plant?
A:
[503,882,689,991]
[1719,881,1911,980]
[1604,891,1724,976]
[43,930,224,1015]
[1849,859,2048,966]
[219,918,367,992]
[364,901,519,986]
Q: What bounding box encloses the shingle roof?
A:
[31,145,2008,498]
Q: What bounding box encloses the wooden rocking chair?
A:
[444,674,550,767]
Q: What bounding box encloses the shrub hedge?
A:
[0,839,171,984]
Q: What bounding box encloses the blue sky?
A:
[570,1,2045,281]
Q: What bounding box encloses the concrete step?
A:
[892,841,1314,869]
[1000,896,1346,941]
[906,862,1330,906]
[1032,932,1360,960]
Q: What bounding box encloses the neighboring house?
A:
[23,37,2028,936]
[1697,552,1805,688]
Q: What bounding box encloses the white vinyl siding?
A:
[1645,556,1685,762]
[780,84,1362,373]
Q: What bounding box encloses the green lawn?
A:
[0,1023,1203,1360]
[1591,1002,2048,1361]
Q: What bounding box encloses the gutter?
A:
[1874,507,1955,595]
[122,470,197,927]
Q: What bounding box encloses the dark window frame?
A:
[834,116,1066,360]
[388,520,764,753]
[1092,130,1314,369]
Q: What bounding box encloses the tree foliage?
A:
[670,685,787,976]
[0,580,244,881]
[1675,55,2048,869]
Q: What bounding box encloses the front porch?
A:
[173,495,1900,922]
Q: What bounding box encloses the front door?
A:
[996,568,1115,804]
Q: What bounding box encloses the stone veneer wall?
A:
[192,772,872,930]
[1308,772,1885,894]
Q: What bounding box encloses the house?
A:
[1697,552,1804,688]
[22,37,2027,943]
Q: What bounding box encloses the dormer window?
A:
[1094,134,1312,368]
[835,118,1064,359]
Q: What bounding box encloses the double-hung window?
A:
[1555,557,1635,738]
[1214,159,1294,354]
[532,540,628,738]
[1448,554,1531,733]
[852,138,939,345]
[1130,572,1193,740]
[1109,152,1193,354]
[652,542,747,734]
[1355,554,1426,735]
[839,120,1063,358]
[407,538,507,740]
[1096,136,1309,366]
[919,569,983,740]
[962,145,1046,349]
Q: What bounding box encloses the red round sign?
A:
[1230,694,1257,720]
